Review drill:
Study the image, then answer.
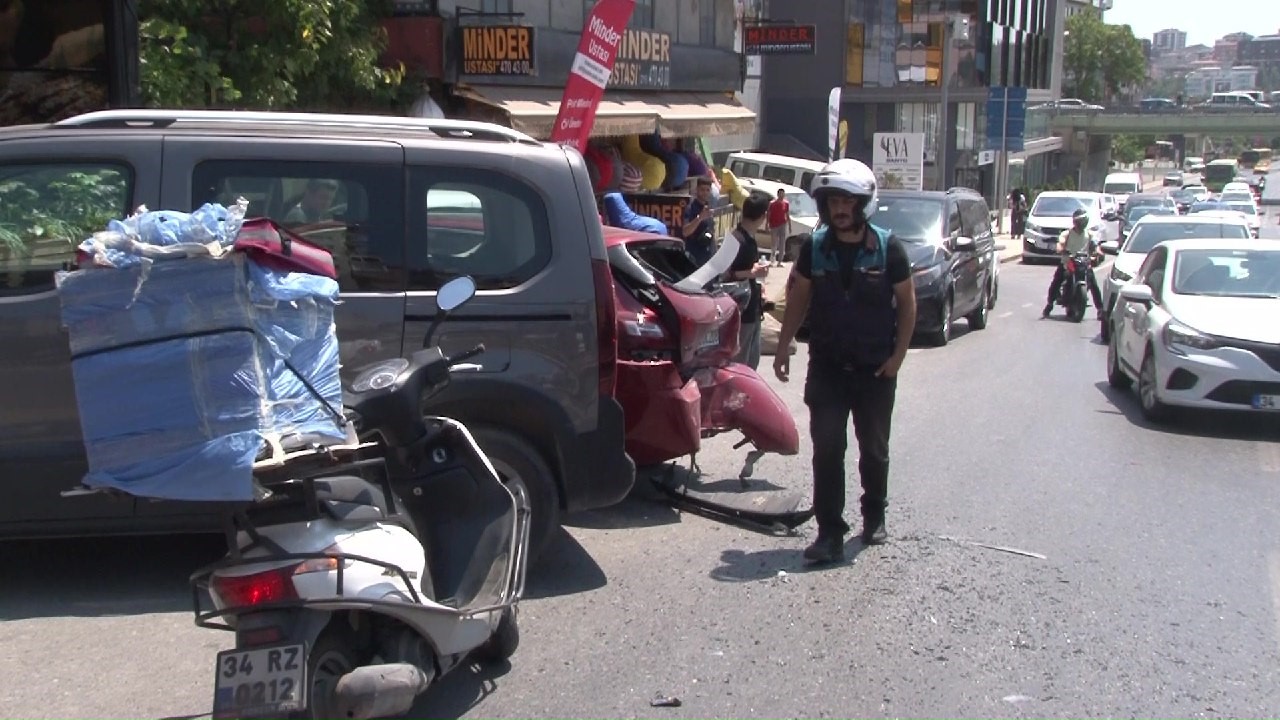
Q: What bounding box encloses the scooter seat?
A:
[313,476,389,522]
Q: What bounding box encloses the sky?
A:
[1103,0,1280,47]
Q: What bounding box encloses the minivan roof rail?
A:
[53,109,541,144]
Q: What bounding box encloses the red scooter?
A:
[604,226,808,531]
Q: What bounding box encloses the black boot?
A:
[1042,302,1053,318]
[803,534,845,563]
[861,516,887,545]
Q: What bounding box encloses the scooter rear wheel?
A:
[289,626,363,720]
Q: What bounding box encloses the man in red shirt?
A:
[767,188,791,266]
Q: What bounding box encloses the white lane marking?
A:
[907,348,923,354]
[998,311,1013,318]
[1269,552,1280,654]
[1021,302,1033,308]
[1259,443,1280,474]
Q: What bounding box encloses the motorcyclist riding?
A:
[1042,207,1104,319]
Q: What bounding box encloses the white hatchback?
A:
[1100,214,1252,323]
[1106,239,1280,421]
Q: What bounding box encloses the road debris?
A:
[938,535,1047,560]
[650,695,683,708]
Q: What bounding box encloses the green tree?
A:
[139,0,412,110]
[1063,12,1147,103]
[1111,134,1155,164]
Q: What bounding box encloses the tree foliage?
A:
[138,0,413,110]
[1063,12,1147,103]
[1111,134,1155,164]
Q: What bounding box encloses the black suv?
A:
[0,109,636,557]
[872,188,1000,345]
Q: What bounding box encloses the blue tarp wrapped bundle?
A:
[55,202,346,503]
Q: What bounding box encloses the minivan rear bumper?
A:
[560,394,636,513]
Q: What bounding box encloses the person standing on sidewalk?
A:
[725,192,771,369]
[772,159,917,563]
[767,188,792,266]
[681,177,717,266]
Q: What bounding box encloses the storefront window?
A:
[847,24,866,86]
[955,102,976,150]
[699,0,715,46]
[897,103,940,160]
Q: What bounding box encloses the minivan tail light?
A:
[591,258,618,397]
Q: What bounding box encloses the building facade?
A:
[383,0,757,146]
[759,0,1067,200]
[1238,34,1280,91]
[1183,65,1259,98]
[1153,28,1187,53]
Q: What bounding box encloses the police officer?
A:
[773,159,917,563]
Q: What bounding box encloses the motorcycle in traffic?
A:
[1056,251,1095,323]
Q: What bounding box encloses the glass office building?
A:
[761,0,1066,198]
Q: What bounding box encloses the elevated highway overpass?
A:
[1048,108,1280,136]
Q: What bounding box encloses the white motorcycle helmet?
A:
[809,158,879,225]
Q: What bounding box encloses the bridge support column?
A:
[1077,133,1112,192]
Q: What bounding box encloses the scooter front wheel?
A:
[474,606,520,663]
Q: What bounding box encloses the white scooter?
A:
[188,276,531,719]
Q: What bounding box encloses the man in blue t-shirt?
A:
[681,177,716,265]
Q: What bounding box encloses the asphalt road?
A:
[3,231,1279,719]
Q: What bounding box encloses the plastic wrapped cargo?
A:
[55,205,344,503]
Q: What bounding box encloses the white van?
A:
[725,151,827,192]
[1103,171,1142,210]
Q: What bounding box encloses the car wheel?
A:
[930,292,953,346]
[1106,332,1130,389]
[1137,349,1171,422]
[472,426,560,561]
[967,283,990,330]
[987,273,999,309]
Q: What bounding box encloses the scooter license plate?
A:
[1253,394,1279,410]
[211,643,307,719]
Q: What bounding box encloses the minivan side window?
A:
[946,203,963,237]
[407,167,552,292]
[760,165,794,185]
[800,172,816,190]
[731,161,760,178]
[0,162,131,294]
[191,160,405,292]
[959,198,991,238]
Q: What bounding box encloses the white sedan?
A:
[1107,239,1280,421]
[1224,201,1262,237]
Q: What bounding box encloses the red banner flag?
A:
[549,0,636,152]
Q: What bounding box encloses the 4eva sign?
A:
[871,132,925,191]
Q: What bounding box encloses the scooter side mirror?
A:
[425,276,477,348]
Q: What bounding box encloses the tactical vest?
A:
[807,224,899,369]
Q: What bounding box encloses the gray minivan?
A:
[0,109,635,556]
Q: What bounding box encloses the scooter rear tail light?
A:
[211,565,301,607]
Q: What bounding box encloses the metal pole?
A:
[938,18,952,191]
[997,86,1010,234]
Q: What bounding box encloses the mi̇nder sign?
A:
[460,25,536,76]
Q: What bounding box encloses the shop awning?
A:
[456,85,756,139]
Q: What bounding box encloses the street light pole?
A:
[937,18,952,190]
